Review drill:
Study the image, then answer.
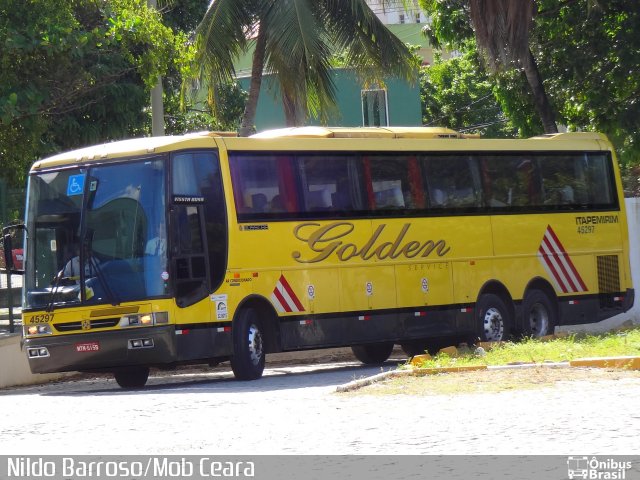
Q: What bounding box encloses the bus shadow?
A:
[5,358,407,397]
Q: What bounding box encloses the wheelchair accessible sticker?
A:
[211,294,228,320]
[67,174,85,196]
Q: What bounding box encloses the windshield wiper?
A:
[46,270,64,313]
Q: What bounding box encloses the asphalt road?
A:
[1,349,640,457]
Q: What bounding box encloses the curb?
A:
[335,356,640,393]
[569,356,640,369]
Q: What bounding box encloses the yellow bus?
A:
[4,127,633,388]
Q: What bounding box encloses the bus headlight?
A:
[119,312,168,327]
[25,324,52,336]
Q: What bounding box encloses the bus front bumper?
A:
[23,325,177,374]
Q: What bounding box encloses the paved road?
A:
[1,354,640,456]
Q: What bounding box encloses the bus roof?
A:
[250,126,467,139]
[31,128,611,171]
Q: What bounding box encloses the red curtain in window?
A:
[362,156,376,209]
[407,156,425,208]
[276,156,298,213]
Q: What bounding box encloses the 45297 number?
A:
[28,313,54,324]
[577,225,595,234]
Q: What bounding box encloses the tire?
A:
[351,342,394,364]
[114,366,150,389]
[400,338,450,357]
[230,308,265,380]
[400,341,427,357]
[475,294,511,343]
[521,289,556,338]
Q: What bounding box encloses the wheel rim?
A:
[247,323,263,365]
[528,302,549,337]
[483,307,504,341]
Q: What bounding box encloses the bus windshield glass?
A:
[24,157,168,309]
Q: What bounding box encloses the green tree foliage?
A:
[160,0,209,33]
[420,48,518,138]
[159,0,249,135]
[165,80,248,134]
[420,0,557,134]
[0,0,181,187]
[419,0,640,169]
[535,0,640,169]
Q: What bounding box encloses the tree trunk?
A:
[522,48,558,134]
[238,23,267,137]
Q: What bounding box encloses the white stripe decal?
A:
[271,275,305,313]
[270,293,286,313]
[537,252,564,293]
[537,226,588,293]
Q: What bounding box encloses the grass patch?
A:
[341,328,640,396]
[407,328,640,370]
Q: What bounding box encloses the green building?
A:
[234,24,430,131]
[237,68,422,130]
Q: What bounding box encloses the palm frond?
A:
[194,0,257,85]
[322,0,417,82]
[263,0,337,121]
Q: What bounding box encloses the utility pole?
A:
[148,0,165,136]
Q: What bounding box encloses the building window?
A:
[415,13,421,23]
[361,89,389,127]
[399,14,405,24]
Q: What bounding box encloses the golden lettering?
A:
[292,222,354,263]
[337,243,358,260]
[292,222,451,263]
[402,241,422,258]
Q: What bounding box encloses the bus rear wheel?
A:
[231,308,265,381]
[114,366,150,389]
[475,294,511,343]
[351,342,394,364]
[522,289,556,338]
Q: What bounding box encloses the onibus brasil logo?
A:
[567,457,633,479]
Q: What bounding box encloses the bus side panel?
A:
[491,211,627,325]
[339,265,396,311]
[301,267,340,314]
[173,295,234,361]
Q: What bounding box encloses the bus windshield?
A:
[24,157,168,309]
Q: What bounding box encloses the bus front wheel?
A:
[114,366,150,389]
[475,294,511,343]
[351,342,394,364]
[230,308,265,381]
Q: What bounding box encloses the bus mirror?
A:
[2,224,26,274]
[2,234,13,270]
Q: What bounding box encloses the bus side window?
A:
[367,154,425,211]
[298,154,354,213]
[424,156,481,209]
[229,154,298,219]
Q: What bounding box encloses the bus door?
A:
[170,151,228,358]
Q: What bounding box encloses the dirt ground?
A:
[355,365,640,396]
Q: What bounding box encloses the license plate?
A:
[76,342,100,352]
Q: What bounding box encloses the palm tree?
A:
[194,0,417,136]
[468,0,558,133]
